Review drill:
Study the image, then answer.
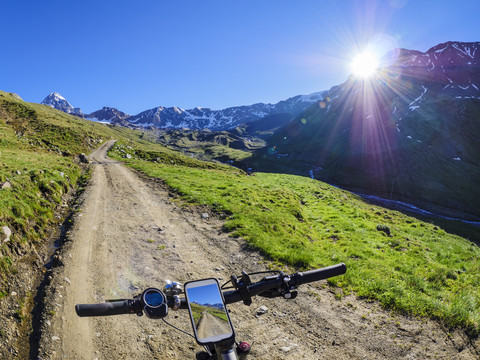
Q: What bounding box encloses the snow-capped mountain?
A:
[266,41,480,219]
[383,41,480,97]
[85,107,130,124]
[124,92,325,130]
[43,91,326,131]
[41,92,83,117]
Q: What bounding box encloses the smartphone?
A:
[184,278,235,345]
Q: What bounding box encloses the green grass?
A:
[110,142,480,337]
[190,303,204,326]
[203,144,253,162]
[155,129,261,165]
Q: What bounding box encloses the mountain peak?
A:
[426,41,480,55]
[270,41,480,219]
[46,92,66,101]
[385,41,480,69]
[85,106,130,123]
[41,92,83,117]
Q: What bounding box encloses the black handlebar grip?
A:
[293,263,346,286]
[75,300,133,317]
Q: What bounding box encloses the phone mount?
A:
[230,271,253,306]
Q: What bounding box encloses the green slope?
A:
[110,141,480,337]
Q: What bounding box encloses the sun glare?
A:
[351,51,379,78]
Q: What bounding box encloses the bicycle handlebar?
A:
[75,300,136,317]
[75,263,346,317]
[292,263,347,286]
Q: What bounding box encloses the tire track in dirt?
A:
[37,140,480,360]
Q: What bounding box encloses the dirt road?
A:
[37,140,479,359]
[197,312,232,340]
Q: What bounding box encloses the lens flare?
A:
[351,51,379,78]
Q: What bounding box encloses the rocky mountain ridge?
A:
[384,41,480,97]
[125,92,325,130]
[41,91,325,131]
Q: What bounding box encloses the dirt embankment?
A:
[30,140,480,359]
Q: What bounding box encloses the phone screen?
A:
[184,278,235,345]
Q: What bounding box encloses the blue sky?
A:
[187,283,225,306]
[1,0,478,114]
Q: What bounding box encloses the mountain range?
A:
[41,91,325,131]
[261,41,480,220]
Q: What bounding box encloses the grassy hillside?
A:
[1,89,479,337]
[0,91,152,292]
[110,141,480,337]
[152,128,264,165]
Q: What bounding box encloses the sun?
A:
[351,51,379,78]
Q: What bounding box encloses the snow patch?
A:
[85,117,110,124]
[435,45,448,53]
[453,43,474,58]
[409,86,427,108]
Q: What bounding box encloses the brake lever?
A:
[257,274,298,300]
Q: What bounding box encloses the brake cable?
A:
[161,318,195,339]
[220,270,284,290]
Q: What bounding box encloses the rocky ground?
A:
[1,140,479,359]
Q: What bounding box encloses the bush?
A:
[376,224,391,236]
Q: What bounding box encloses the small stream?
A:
[355,192,480,227]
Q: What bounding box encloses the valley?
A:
[0,40,480,359]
